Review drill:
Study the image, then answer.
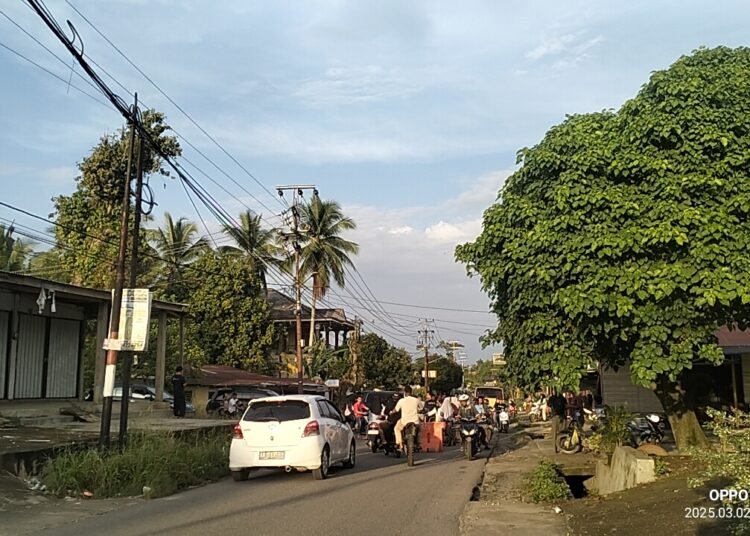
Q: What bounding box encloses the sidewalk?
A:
[460,422,593,536]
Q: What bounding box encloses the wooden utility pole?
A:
[119,125,145,448]
[100,95,138,449]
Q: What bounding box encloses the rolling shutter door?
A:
[0,311,8,399]
[46,318,80,398]
[14,314,46,398]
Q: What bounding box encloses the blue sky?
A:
[1,0,749,362]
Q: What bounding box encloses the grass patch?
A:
[42,429,229,499]
[654,458,670,476]
[524,460,572,503]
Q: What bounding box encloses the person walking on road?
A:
[171,366,187,418]
[547,389,566,453]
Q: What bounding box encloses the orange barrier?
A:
[420,422,444,453]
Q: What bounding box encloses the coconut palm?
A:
[150,213,208,299]
[299,196,359,347]
[0,224,34,272]
[221,209,284,292]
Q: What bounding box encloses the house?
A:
[600,327,750,413]
[0,271,184,404]
[186,364,328,416]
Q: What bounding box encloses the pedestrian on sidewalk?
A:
[172,366,187,418]
[547,389,566,453]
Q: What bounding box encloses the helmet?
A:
[458,394,470,402]
[392,392,400,399]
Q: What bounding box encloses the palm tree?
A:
[150,213,208,299]
[299,197,359,347]
[221,209,284,292]
[0,224,34,271]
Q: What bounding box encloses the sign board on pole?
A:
[421,370,438,378]
[324,379,340,388]
[103,289,153,352]
[492,353,506,366]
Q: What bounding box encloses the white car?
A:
[229,395,356,481]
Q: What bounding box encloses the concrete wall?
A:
[600,365,663,413]
[587,446,655,496]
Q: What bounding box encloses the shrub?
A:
[689,408,750,535]
[42,430,229,499]
[524,461,572,503]
[653,458,670,476]
[588,405,632,455]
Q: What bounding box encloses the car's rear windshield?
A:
[243,400,311,422]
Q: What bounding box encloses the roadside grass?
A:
[42,430,229,499]
[524,460,572,503]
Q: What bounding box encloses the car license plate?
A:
[367,429,380,435]
[259,451,284,460]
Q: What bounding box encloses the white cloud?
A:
[387,226,414,235]
[41,166,77,183]
[526,32,604,67]
[425,220,482,245]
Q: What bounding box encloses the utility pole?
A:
[418,319,435,393]
[118,118,145,449]
[277,185,318,394]
[100,95,138,449]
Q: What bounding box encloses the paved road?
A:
[37,441,489,536]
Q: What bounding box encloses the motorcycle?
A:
[497,406,510,433]
[367,416,399,456]
[583,407,606,431]
[557,417,585,454]
[628,413,665,446]
[402,422,421,467]
[460,417,482,460]
[528,400,544,422]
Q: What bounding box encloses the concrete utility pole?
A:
[119,121,146,449]
[418,319,435,393]
[100,95,138,449]
[277,185,318,394]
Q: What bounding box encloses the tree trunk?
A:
[308,291,317,349]
[653,374,710,451]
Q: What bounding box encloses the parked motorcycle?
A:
[460,417,482,460]
[528,400,544,422]
[628,413,665,446]
[557,417,584,454]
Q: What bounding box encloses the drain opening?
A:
[563,474,593,499]
[470,485,481,501]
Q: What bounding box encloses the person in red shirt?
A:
[352,396,370,436]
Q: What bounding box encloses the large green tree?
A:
[414,355,464,394]
[299,197,359,347]
[53,110,181,288]
[221,209,284,293]
[457,47,750,450]
[187,251,276,372]
[359,332,412,389]
[150,213,208,301]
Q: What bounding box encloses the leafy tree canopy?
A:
[457,47,750,448]
[359,332,412,389]
[187,252,276,373]
[54,110,180,288]
[413,355,463,394]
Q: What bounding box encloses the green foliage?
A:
[524,461,572,503]
[42,430,228,498]
[413,355,463,394]
[359,333,412,389]
[0,224,33,271]
[653,458,670,476]
[28,248,70,283]
[588,406,633,454]
[54,109,181,288]
[187,252,276,372]
[690,408,750,535]
[465,359,502,387]
[221,209,284,292]
[305,340,350,381]
[457,47,750,447]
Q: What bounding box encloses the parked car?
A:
[112,383,195,414]
[346,390,402,422]
[229,395,356,481]
[206,387,280,415]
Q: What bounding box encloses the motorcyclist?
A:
[458,394,488,449]
[423,392,438,422]
[475,396,493,444]
[381,392,401,445]
[394,386,424,450]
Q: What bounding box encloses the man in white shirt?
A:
[394,386,424,448]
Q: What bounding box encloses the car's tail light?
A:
[303,420,320,437]
[233,423,243,439]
